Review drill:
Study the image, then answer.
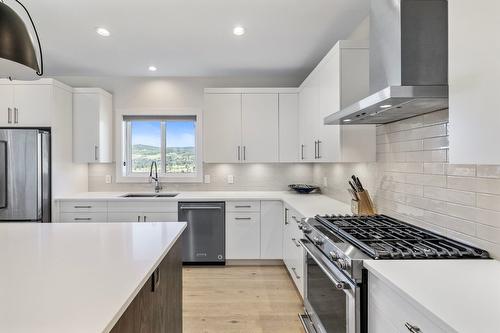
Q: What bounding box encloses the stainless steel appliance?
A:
[325,0,449,125]
[178,202,225,264]
[298,214,490,333]
[0,129,50,222]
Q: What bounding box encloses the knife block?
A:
[351,190,376,216]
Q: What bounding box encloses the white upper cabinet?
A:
[241,94,279,163]
[73,88,113,163]
[279,93,300,162]
[0,81,53,127]
[203,93,242,163]
[448,0,500,164]
[203,88,297,163]
[298,40,376,163]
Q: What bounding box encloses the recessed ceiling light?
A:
[343,119,352,123]
[380,104,392,109]
[96,27,110,37]
[148,65,157,72]
[233,26,245,36]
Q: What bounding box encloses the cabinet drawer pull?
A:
[234,217,252,220]
[234,205,252,208]
[151,267,161,292]
[74,218,92,221]
[74,205,92,209]
[291,238,301,248]
[291,267,301,279]
[405,323,422,333]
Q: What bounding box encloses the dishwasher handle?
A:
[179,206,223,210]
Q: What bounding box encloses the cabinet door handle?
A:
[14,108,19,124]
[74,205,92,209]
[291,267,301,279]
[284,208,289,225]
[405,323,422,333]
[237,146,241,161]
[137,215,141,222]
[144,215,147,222]
[291,238,301,248]
[243,146,246,161]
[234,217,252,220]
[94,145,99,161]
[301,144,304,160]
[314,140,317,159]
[234,205,252,208]
[317,140,322,159]
[151,267,161,292]
[7,107,12,124]
[74,217,92,221]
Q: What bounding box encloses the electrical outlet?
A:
[227,175,234,184]
[323,177,328,187]
[105,175,112,184]
[204,174,211,184]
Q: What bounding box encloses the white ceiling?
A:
[19,0,369,80]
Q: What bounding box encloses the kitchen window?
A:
[120,114,202,182]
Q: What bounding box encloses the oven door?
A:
[300,239,361,333]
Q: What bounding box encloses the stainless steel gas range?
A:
[298,214,490,333]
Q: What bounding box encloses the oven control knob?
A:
[313,236,323,245]
[302,226,312,234]
[329,252,338,260]
[336,258,350,270]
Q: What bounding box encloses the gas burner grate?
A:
[315,214,490,259]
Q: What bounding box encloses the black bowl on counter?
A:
[288,184,320,194]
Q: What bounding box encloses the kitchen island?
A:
[0,221,186,333]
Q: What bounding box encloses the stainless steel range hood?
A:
[325,0,448,125]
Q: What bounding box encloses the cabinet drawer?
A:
[368,272,454,333]
[226,201,260,212]
[108,201,177,212]
[60,201,107,213]
[226,212,261,259]
[59,212,107,223]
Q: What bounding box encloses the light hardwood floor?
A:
[183,265,305,333]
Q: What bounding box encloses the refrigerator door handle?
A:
[0,141,7,209]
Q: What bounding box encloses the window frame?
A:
[115,108,203,183]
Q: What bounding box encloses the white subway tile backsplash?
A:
[423,136,449,150]
[424,186,476,206]
[424,163,446,175]
[446,164,477,177]
[313,109,500,259]
[477,165,500,178]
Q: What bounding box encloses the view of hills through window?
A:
[130,120,195,173]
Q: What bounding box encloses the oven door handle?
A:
[299,239,350,290]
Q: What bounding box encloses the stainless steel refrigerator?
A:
[0,129,50,222]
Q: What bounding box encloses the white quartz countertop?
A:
[55,191,352,217]
[0,222,186,333]
[364,259,500,333]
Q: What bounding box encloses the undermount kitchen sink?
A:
[122,193,179,198]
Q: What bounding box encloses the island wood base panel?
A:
[111,239,182,333]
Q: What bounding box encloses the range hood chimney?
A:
[325,0,448,125]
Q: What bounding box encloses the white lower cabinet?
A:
[226,212,261,259]
[107,212,144,222]
[260,201,283,259]
[283,204,305,298]
[368,272,454,333]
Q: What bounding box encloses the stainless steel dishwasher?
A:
[178,202,225,264]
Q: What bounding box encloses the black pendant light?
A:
[0,0,43,80]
